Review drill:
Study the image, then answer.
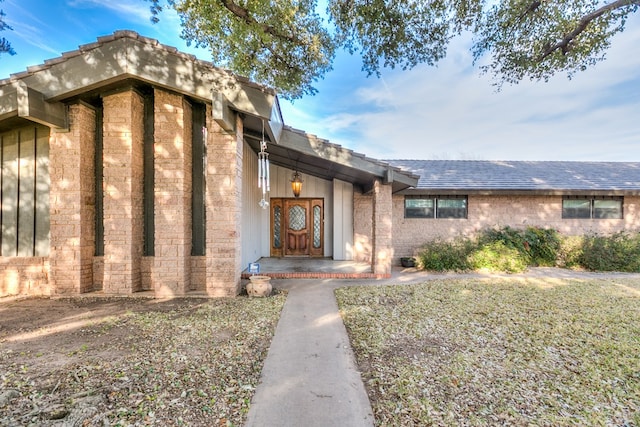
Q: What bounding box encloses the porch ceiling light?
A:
[291,171,303,198]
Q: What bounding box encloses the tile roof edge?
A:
[0,30,276,96]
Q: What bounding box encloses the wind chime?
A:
[258,122,270,209]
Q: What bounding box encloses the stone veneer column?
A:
[372,179,393,276]
[152,89,192,296]
[101,89,144,294]
[49,102,96,294]
[205,106,243,296]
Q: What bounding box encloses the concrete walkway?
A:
[244,279,374,427]
[244,267,640,426]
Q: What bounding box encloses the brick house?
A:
[0,31,417,297]
[1,31,638,298]
[365,160,640,260]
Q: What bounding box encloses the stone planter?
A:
[400,257,416,268]
[247,275,272,297]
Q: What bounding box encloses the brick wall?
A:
[190,256,206,292]
[151,89,193,296]
[372,180,393,276]
[353,191,373,263]
[101,90,145,294]
[392,194,640,258]
[49,102,96,294]
[0,258,49,296]
[204,107,243,296]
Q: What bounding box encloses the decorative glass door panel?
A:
[271,198,323,257]
[285,200,310,256]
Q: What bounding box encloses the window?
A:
[405,197,434,218]
[405,196,467,219]
[562,196,623,219]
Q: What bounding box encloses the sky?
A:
[1,0,639,162]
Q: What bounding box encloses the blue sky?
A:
[1,0,639,161]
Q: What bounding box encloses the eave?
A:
[0,31,283,142]
[246,127,419,193]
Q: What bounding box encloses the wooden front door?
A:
[285,199,310,256]
[271,198,323,257]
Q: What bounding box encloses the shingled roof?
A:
[387,160,640,194]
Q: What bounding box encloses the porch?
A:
[241,258,387,279]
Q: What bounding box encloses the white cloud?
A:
[3,1,60,56]
[66,0,151,23]
[282,18,640,162]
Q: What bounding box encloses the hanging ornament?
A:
[258,121,270,209]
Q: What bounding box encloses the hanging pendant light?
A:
[290,170,303,198]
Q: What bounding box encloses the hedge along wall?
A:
[0,124,50,257]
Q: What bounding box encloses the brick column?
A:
[372,179,393,277]
[205,106,243,296]
[102,89,144,294]
[49,102,96,294]
[152,89,192,296]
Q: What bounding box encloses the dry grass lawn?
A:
[1,293,286,426]
[337,277,640,426]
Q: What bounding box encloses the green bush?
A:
[418,238,475,272]
[557,235,585,268]
[416,229,640,273]
[523,226,561,266]
[469,241,529,273]
[578,232,640,272]
[478,226,560,266]
[478,226,526,252]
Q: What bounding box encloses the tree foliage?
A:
[473,0,640,86]
[0,0,15,57]
[147,0,639,99]
[149,0,334,99]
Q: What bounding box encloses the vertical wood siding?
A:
[333,179,354,260]
[0,125,50,257]
[241,141,266,266]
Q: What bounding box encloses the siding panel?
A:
[17,129,36,256]
[1,132,19,256]
[34,128,50,256]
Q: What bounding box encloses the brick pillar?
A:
[102,90,144,294]
[372,179,393,277]
[49,102,96,294]
[205,107,243,296]
[152,89,192,296]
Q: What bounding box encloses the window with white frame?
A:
[405,195,467,219]
[562,196,623,219]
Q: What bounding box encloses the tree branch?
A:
[219,0,299,44]
[538,0,640,61]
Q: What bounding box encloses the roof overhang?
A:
[398,188,640,196]
[0,31,283,143]
[246,127,419,193]
[0,81,67,129]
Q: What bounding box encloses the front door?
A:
[271,198,323,257]
[285,199,310,256]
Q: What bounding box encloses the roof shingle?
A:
[387,160,640,192]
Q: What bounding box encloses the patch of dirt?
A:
[0,294,286,426]
[1,297,198,375]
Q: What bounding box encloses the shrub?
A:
[418,238,475,272]
[478,226,560,266]
[557,235,585,268]
[416,229,640,273]
[469,241,529,273]
[478,226,526,252]
[579,232,640,272]
[523,226,560,266]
